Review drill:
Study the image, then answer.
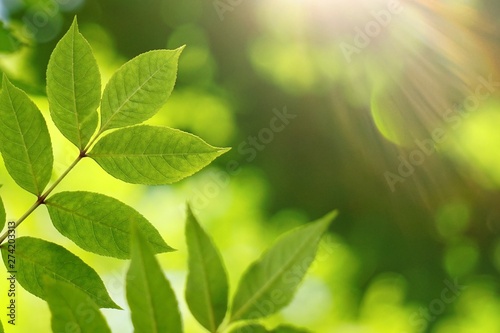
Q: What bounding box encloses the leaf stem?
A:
[0,152,85,245]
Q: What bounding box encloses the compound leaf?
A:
[230,212,336,322]
[89,125,229,185]
[185,205,228,332]
[99,48,182,132]
[0,237,119,309]
[46,191,173,259]
[46,18,100,149]
[0,76,53,195]
[45,278,112,333]
[126,224,182,333]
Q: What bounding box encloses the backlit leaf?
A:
[46,18,100,149]
[45,278,112,333]
[230,212,336,322]
[0,237,119,309]
[127,224,182,333]
[46,191,173,259]
[185,205,228,332]
[89,125,229,185]
[99,48,183,132]
[0,76,53,195]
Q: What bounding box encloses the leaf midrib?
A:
[90,151,222,157]
[47,201,132,255]
[47,201,131,232]
[69,25,83,148]
[47,201,168,254]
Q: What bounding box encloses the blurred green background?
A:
[1,0,500,332]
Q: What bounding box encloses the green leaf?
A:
[0,76,53,195]
[229,324,270,333]
[126,224,182,333]
[0,237,119,309]
[0,195,5,232]
[99,48,183,132]
[46,191,173,259]
[46,18,100,149]
[230,211,336,322]
[45,278,112,333]
[185,205,228,332]
[89,125,229,185]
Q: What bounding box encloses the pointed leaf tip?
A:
[46,16,100,148]
[99,49,183,131]
[89,126,229,185]
[176,45,186,53]
[185,205,229,332]
[127,225,183,333]
[229,211,336,322]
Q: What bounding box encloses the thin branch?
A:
[0,152,85,245]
